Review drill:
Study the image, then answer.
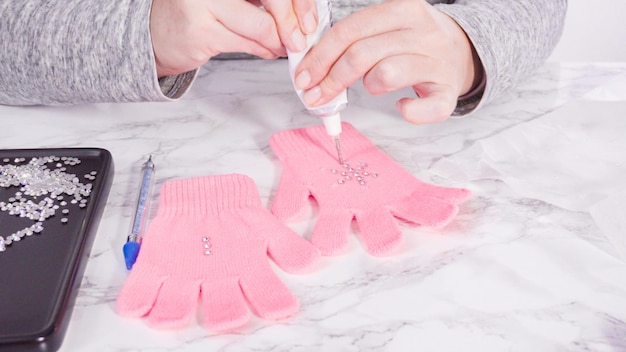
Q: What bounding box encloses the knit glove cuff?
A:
[159,174,261,216]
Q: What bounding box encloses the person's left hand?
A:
[292,0,482,124]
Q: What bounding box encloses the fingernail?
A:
[295,70,311,89]
[291,30,307,52]
[303,12,317,34]
[302,86,321,105]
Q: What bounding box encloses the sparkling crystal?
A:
[0,156,93,253]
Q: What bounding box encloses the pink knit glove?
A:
[270,122,471,256]
[116,175,320,331]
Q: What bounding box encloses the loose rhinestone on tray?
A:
[0,156,93,253]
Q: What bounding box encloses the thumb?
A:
[396,84,458,124]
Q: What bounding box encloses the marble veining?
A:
[1,60,625,351]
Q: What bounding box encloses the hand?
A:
[150,0,286,77]
[293,0,481,123]
[256,0,319,53]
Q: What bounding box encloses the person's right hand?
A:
[255,0,318,53]
[150,0,286,77]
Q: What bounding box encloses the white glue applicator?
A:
[287,0,347,165]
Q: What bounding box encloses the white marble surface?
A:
[2,60,626,351]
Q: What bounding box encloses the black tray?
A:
[0,148,114,352]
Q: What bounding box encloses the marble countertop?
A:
[1,60,626,351]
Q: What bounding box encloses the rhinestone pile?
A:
[0,156,95,252]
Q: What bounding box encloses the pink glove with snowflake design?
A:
[116,174,320,331]
[270,122,471,256]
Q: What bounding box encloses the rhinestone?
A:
[331,169,337,174]
[0,155,95,253]
[348,168,354,172]
[342,163,349,168]
[372,173,378,178]
[202,237,209,242]
[338,179,344,184]
[341,171,347,176]
[204,250,212,255]
[357,176,363,181]
[345,176,352,180]
[363,171,369,176]
[203,243,211,249]
[360,181,366,185]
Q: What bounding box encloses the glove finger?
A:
[147,278,201,329]
[240,267,299,320]
[311,208,353,256]
[355,208,403,256]
[201,279,250,331]
[116,266,165,318]
[255,211,320,274]
[389,193,459,229]
[413,183,472,204]
[271,168,311,221]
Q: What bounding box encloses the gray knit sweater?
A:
[0,0,567,113]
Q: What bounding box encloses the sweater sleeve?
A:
[0,1,196,106]
[433,0,568,115]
